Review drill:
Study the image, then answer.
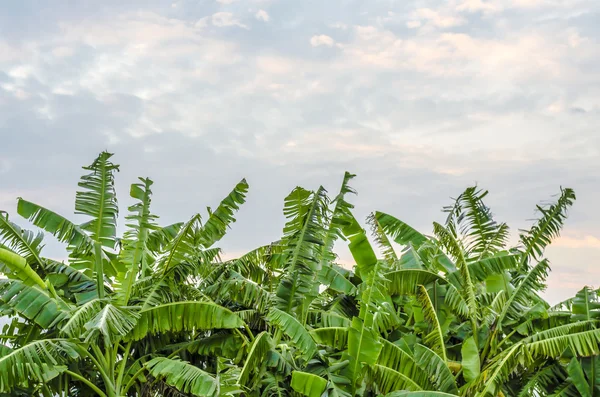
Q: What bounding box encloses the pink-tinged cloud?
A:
[310,34,335,47]
[553,234,600,249]
[255,10,270,22]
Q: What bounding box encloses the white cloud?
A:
[406,20,422,29]
[16,12,244,138]
[210,12,248,29]
[510,0,546,8]
[8,65,33,79]
[255,9,270,22]
[412,8,466,28]
[458,0,590,13]
[457,0,502,14]
[339,24,577,88]
[256,56,295,74]
[330,22,348,30]
[0,41,23,63]
[310,34,335,47]
[51,46,75,58]
[216,0,238,4]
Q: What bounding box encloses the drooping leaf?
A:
[0,248,46,290]
[373,212,428,249]
[291,371,328,397]
[0,213,44,269]
[527,328,600,358]
[311,327,349,350]
[0,339,79,393]
[267,308,318,359]
[146,222,183,254]
[43,259,96,300]
[318,264,356,295]
[0,280,68,328]
[209,275,271,313]
[145,357,218,397]
[17,199,94,254]
[128,301,243,341]
[414,344,458,394]
[179,332,243,359]
[466,253,519,283]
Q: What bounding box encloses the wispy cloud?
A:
[410,8,466,28]
[255,9,270,22]
[197,12,249,29]
[310,34,335,47]
[554,234,600,249]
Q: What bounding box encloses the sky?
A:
[0,0,598,304]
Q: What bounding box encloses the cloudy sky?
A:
[0,0,598,303]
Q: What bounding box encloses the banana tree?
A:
[0,152,251,396]
[369,186,600,397]
[186,175,598,397]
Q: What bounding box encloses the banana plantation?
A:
[1,151,599,397]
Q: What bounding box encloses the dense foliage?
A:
[0,152,598,397]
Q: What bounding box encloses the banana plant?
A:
[0,152,250,396]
